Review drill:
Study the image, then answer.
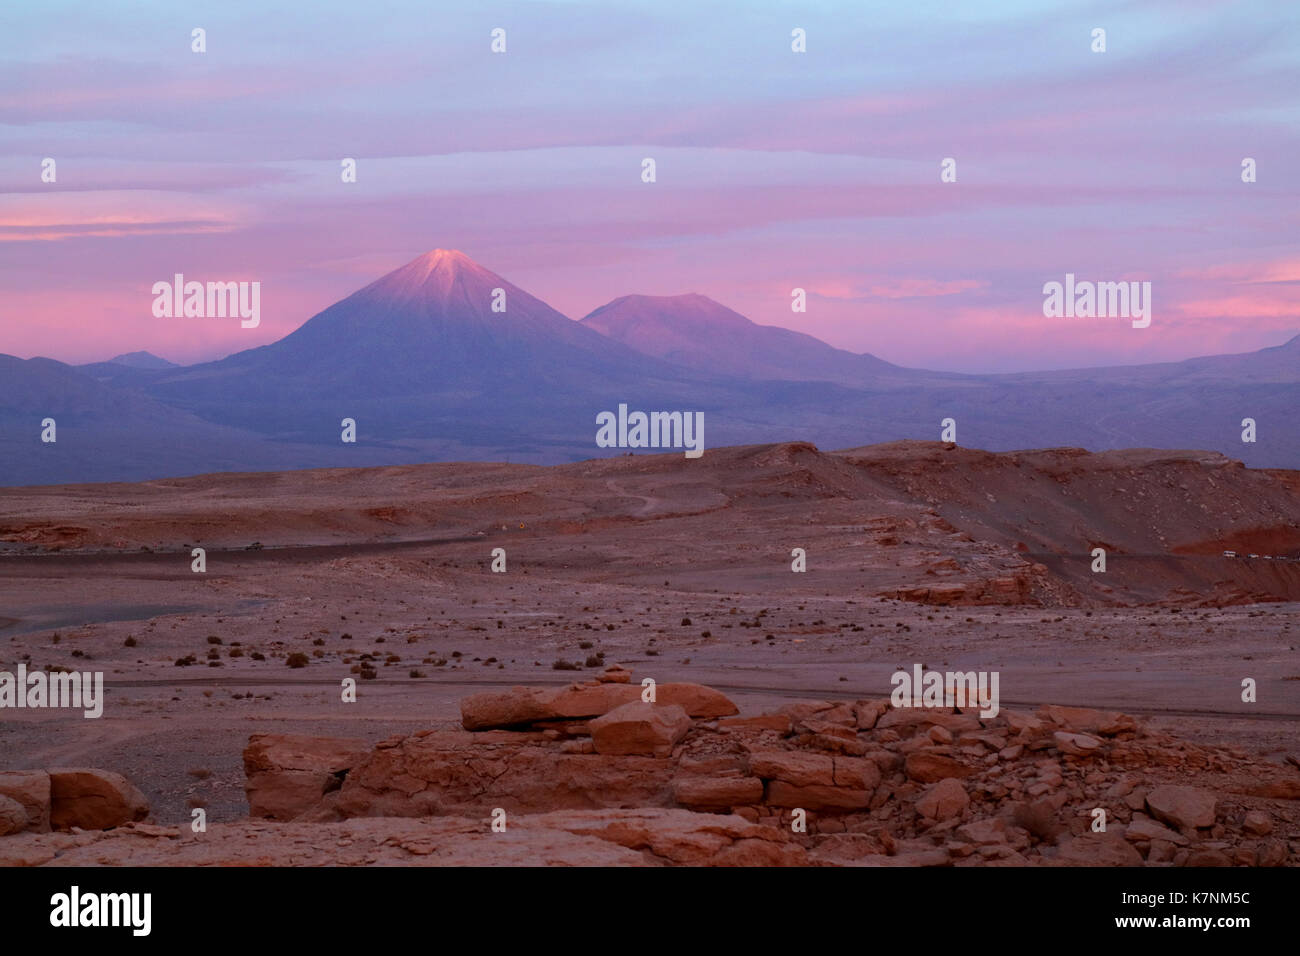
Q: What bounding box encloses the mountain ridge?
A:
[3,248,1298,485]
[579,291,942,388]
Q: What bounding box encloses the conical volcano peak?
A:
[281,245,619,364]
[406,248,489,281]
[417,248,475,269]
[364,248,506,305]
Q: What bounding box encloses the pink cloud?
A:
[1176,258,1300,284]
[0,191,248,241]
[865,278,989,299]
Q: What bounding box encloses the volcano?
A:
[141,250,706,453]
[166,250,666,394]
[580,292,933,388]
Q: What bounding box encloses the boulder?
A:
[776,700,835,721]
[243,733,370,821]
[915,777,969,822]
[656,684,739,719]
[589,702,691,757]
[833,757,882,790]
[1048,832,1144,866]
[747,751,879,797]
[1124,814,1189,846]
[0,795,27,836]
[1242,810,1272,836]
[1146,785,1217,830]
[1038,704,1136,736]
[48,769,149,830]
[459,686,554,730]
[547,683,646,720]
[1002,710,1045,736]
[955,817,1010,845]
[905,752,977,783]
[1054,731,1102,757]
[1147,839,1178,864]
[672,776,764,810]
[853,700,888,730]
[0,770,50,833]
[461,681,736,730]
[748,751,835,787]
[1011,798,1063,842]
[1257,840,1288,867]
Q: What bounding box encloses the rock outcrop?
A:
[0,808,809,867]
[244,733,370,821]
[9,673,1292,868]
[0,768,150,833]
[48,769,150,831]
[0,795,27,836]
[233,673,1296,868]
[590,702,692,756]
[0,770,50,833]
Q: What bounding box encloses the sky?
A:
[1,0,1298,372]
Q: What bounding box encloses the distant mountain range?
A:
[3,248,1297,485]
[580,292,940,388]
[107,350,178,370]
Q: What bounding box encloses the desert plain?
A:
[0,440,1297,866]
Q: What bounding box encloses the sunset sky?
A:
[2,0,1298,371]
